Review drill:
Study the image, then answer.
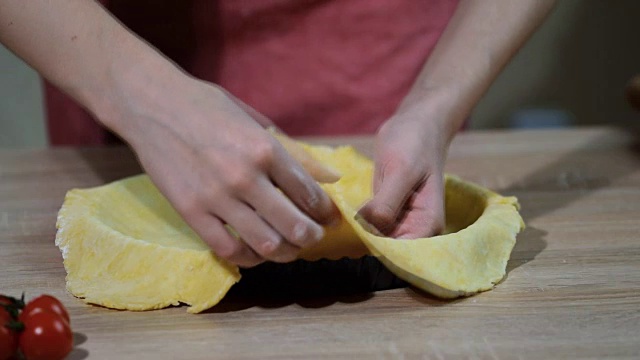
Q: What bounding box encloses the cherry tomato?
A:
[19,312,73,360]
[0,309,19,360]
[20,295,70,325]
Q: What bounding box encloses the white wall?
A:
[1,0,639,148]
[0,45,46,148]
[472,0,640,129]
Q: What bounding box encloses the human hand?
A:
[359,99,457,239]
[112,76,340,267]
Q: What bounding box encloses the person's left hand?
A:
[359,97,459,239]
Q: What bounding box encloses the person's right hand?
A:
[110,76,340,267]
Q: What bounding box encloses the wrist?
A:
[82,42,193,141]
[394,86,468,142]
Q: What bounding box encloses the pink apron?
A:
[45,0,459,145]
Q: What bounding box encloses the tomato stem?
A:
[3,319,24,332]
[1,294,25,322]
[1,293,26,309]
[1,304,19,320]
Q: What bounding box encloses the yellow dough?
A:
[55,142,523,313]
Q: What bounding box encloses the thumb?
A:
[358,161,423,235]
[391,173,445,239]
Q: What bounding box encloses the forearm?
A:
[0,0,183,134]
[402,0,556,136]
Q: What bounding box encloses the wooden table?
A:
[2,126,639,359]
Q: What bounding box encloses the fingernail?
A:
[293,222,324,244]
[310,223,325,242]
[306,191,320,210]
[327,216,341,228]
[261,236,281,253]
[316,166,342,184]
[354,214,384,236]
[293,222,307,241]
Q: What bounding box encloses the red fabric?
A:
[46,0,459,145]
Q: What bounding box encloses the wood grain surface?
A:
[1,127,639,359]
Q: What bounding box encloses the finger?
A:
[188,212,264,268]
[219,201,301,263]
[268,128,341,183]
[390,174,445,239]
[269,148,340,226]
[358,162,424,234]
[243,176,325,249]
